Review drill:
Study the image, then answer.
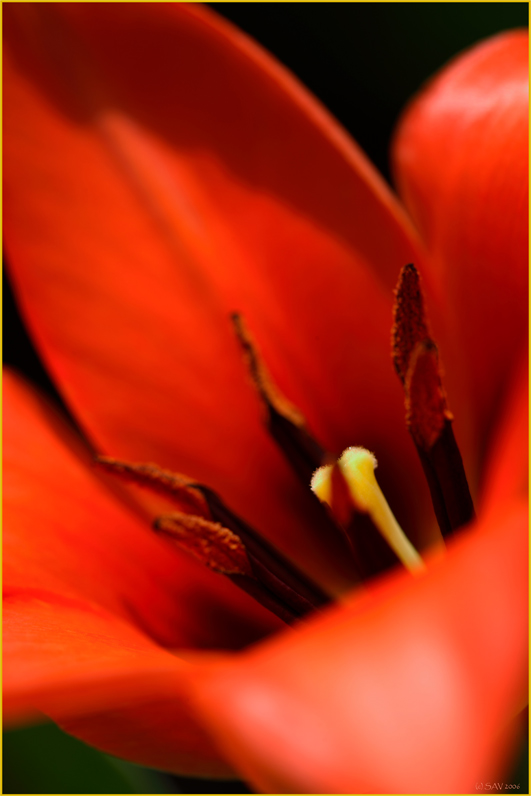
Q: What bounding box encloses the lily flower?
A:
[3,4,528,793]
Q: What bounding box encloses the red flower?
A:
[3,4,528,792]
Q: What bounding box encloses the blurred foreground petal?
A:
[188,502,528,793]
[4,592,232,777]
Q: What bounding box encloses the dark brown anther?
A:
[392,264,475,537]
[194,485,332,616]
[405,339,453,450]
[231,312,326,483]
[231,312,359,571]
[96,453,331,622]
[392,263,430,384]
[95,457,210,517]
[155,512,253,576]
[155,511,304,626]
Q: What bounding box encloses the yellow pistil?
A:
[312,446,426,575]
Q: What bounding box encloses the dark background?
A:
[4,3,528,793]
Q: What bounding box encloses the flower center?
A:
[97,263,474,627]
[312,447,425,574]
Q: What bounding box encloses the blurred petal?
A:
[392,30,528,467]
[4,591,232,777]
[3,2,433,583]
[480,353,528,515]
[187,504,528,793]
[3,369,282,651]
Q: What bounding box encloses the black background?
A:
[4,4,528,793]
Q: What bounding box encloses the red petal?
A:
[392,31,528,467]
[3,369,282,651]
[4,591,232,777]
[480,353,528,515]
[187,504,528,792]
[3,3,433,581]
[4,369,282,772]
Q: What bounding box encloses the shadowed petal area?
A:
[186,501,528,793]
[3,2,435,581]
[4,592,233,777]
[3,369,282,655]
[392,30,528,469]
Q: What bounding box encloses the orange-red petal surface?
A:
[4,591,233,777]
[3,369,281,649]
[480,352,528,516]
[3,2,435,582]
[392,30,528,467]
[187,501,528,793]
[4,368,286,772]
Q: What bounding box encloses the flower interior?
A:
[98,262,475,628]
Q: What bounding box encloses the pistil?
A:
[97,262,476,628]
[312,447,425,574]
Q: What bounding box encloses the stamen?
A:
[96,454,331,622]
[392,262,430,385]
[392,263,475,537]
[155,512,253,576]
[231,313,358,570]
[231,312,326,483]
[312,447,425,574]
[95,457,209,517]
[155,511,308,625]
[405,339,452,450]
[194,485,332,615]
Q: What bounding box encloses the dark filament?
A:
[97,264,475,627]
[392,263,475,536]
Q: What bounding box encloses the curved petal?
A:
[4,590,232,777]
[3,2,434,584]
[480,353,528,516]
[3,369,282,651]
[4,368,282,773]
[186,504,528,793]
[392,30,528,469]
